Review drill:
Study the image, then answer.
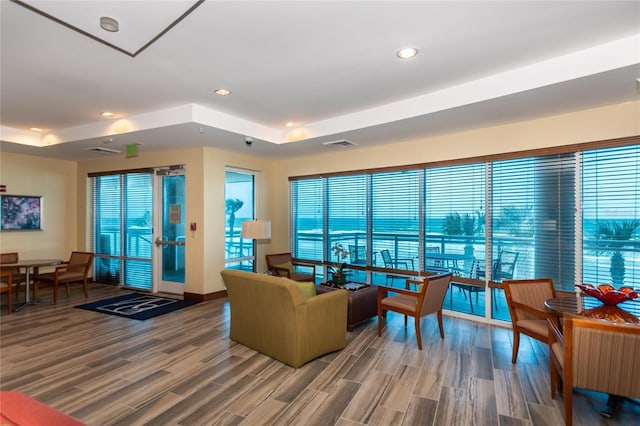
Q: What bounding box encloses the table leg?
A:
[13,267,31,311]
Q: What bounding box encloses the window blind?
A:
[291,178,324,262]
[424,163,486,278]
[371,170,420,269]
[91,171,153,289]
[327,175,367,264]
[582,144,640,288]
[491,154,576,290]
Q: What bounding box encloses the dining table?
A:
[544,294,640,418]
[0,259,63,310]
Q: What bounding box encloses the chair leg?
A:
[511,330,520,363]
[414,316,422,350]
[53,282,58,305]
[5,287,12,315]
[377,306,383,337]
[437,310,444,339]
[65,283,70,296]
[82,279,89,298]
[468,292,474,313]
[550,360,557,399]
[564,376,573,426]
[404,314,407,327]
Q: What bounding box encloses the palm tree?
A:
[443,211,484,258]
[595,219,640,286]
[495,205,533,237]
[225,198,244,250]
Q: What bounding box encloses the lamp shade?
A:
[241,219,271,240]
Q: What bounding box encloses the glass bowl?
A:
[576,284,639,306]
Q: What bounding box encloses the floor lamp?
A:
[241,220,271,272]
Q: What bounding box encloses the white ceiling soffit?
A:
[0,1,639,160]
[13,0,204,57]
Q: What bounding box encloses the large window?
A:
[224,170,255,271]
[289,140,639,320]
[91,171,153,290]
[582,144,640,288]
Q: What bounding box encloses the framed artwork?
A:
[0,195,42,231]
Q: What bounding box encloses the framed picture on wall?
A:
[0,195,42,231]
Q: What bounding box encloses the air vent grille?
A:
[86,147,121,154]
[323,139,358,148]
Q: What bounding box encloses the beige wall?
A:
[2,100,638,296]
[0,152,77,259]
[268,100,640,251]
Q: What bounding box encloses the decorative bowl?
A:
[576,284,639,306]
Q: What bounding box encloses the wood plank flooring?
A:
[1,284,639,425]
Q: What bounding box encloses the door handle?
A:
[155,237,186,247]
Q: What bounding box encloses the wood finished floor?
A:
[1,284,639,426]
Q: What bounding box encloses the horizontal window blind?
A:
[327,175,367,264]
[91,171,153,289]
[291,178,324,262]
[491,154,576,290]
[372,171,420,269]
[425,164,485,278]
[582,144,640,288]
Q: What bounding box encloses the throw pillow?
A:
[297,281,316,298]
[273,261,294,276]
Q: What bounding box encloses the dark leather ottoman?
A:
[316,284,379,331]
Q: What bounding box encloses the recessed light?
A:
[396,47,418,59]
[284,122,295,127]
[29,127,43,132]
[100,16,119,32]
[100,111,116,118]
[214,88,231,96]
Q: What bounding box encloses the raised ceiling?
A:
[1,0,639,161]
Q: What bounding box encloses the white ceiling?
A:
[1,0,639,161]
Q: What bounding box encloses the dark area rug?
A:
[75,293,199,320]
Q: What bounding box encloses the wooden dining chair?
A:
[0,271,13,314]
[503,278,556,363]
[265,253,316,282]
[36,251,94,304]
[377,272,452,350]
[0,252,27,301]
[548,315,640,426]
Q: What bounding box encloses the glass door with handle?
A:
[154,167,186,294]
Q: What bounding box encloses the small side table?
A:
[317,283,379,331]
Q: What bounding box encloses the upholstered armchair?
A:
[220,269,347,368]
[265,253,316,282]
[548,315,640,426]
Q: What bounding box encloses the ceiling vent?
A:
[322,139,358,148]
[85,147,122,154]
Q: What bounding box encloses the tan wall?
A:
[0,152,77,259]
[267,101,640,251]
[2,100,638,296]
